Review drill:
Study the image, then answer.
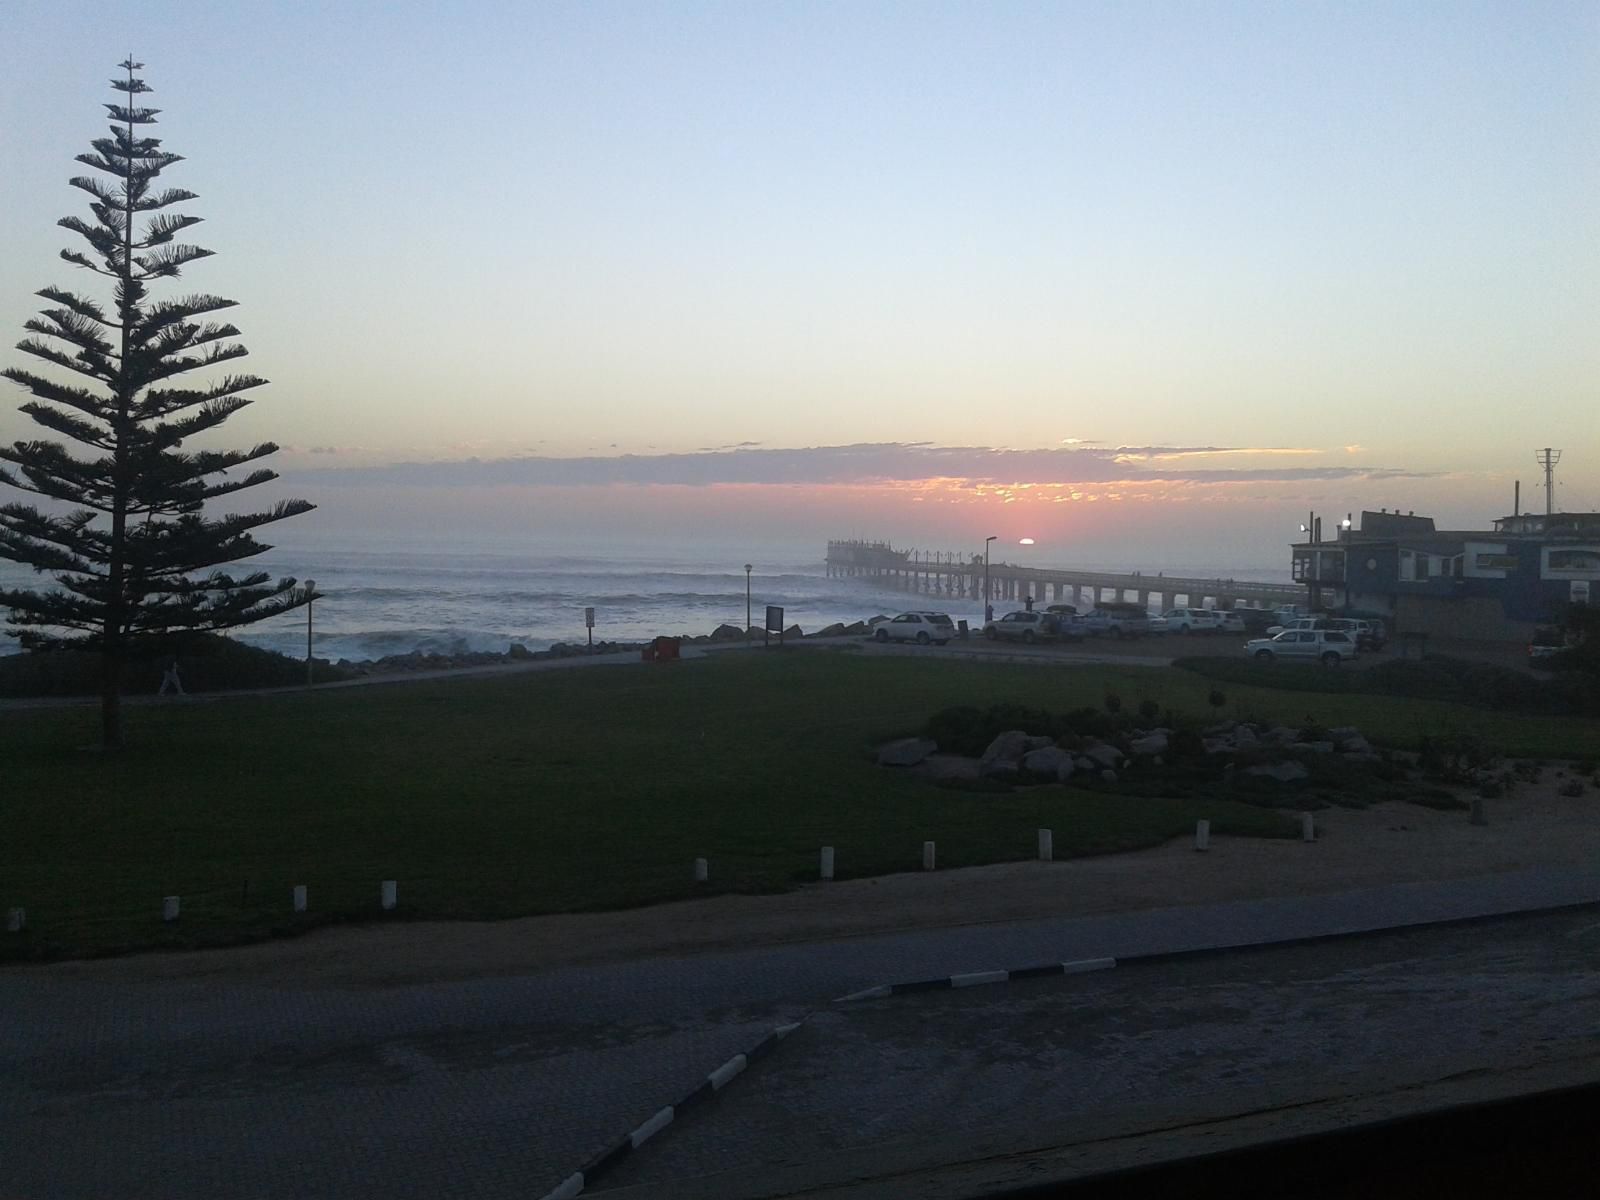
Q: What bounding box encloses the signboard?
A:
[584,607,595,628]
[765,605,784,632]
[1543,547,1600,580]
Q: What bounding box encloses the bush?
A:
[1138,698,1161,723]
[0,635,352,698]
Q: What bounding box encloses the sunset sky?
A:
[2,1,1595,566]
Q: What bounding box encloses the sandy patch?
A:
[26,776,1600,988]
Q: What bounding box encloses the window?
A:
[1400,550,1415,581]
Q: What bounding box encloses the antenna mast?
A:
[1535,448,1562,516]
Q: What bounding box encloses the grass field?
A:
[4,649,1597,960]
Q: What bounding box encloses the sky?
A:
[1,1,1596,568]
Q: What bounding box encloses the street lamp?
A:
[744,564,753,646]
[303,579,317,688]
[983,536,997,624]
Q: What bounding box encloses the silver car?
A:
[1244,629,1358,665]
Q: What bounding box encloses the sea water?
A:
[0,532,1290,662]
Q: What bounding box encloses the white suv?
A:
[872,611,956,645]
[1162,607,1223,634]
[1244,629,1358,665]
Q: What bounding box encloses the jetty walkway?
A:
[826,539,1303,611]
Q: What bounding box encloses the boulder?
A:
[1265,726,1300,744]
[1083,743,1124,769]
[1340,735,1374,755]
[1075,756,1097,773]
[980,730,1031,769]
[783,624,804,639]
[814,623,848,639]
[877,737,938,768]
[1129,732,1169,756]
[1023,734,1056,752]
[1231,725,1260,747]
[1022,746,1075,780]
[982,760,1021,781]
[842,621,868,636]
[1100,769,1119,783]
[709,623,745,642]
[912,754,981,782]
[1298,741,1336,754]
[1245,760,1310,783]
[507,643,532,661]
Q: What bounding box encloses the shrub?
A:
[1559,779,1586,798]
[0,635,352,698]
[1138,698,1161,723]
[1103,692,1123,714]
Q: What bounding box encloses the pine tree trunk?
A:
[100,647,123,750]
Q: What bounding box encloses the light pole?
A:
[303,579,317,687]
[983,536,997,624]
[744,564,753,646]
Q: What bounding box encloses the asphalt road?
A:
[2,869,1598,1199]
[603,908,1600,1194]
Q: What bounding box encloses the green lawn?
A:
[4,650,1594,960]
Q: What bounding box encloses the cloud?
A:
[296,442,1433,490]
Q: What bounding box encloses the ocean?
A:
[0,534,1292,662]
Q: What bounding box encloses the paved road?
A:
[605,908,1600,1195]
[3,867,1598,1198]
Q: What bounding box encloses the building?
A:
[1291,509,1599,643]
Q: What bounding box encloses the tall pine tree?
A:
[0,60,314,748]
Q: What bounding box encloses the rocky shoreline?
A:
[331,618,889,676]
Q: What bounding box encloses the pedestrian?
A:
[158,654,184,697]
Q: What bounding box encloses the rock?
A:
[866,614,890,626]
[1327,726,1361,742]
[1023,734,1055,752]
[709,623,745,642]
[1129,732,1169,756]
[508,643,532,660]
[1231,725,1260,747]
[1341,735,1374,755]
[783,624,804,639]
[1075,756,1097,772]
[1265,726,1299,744]
[982,760,1021,781]
[1204,721,1236,736]
[1100,769,1119,783]
[1245,761,1310,783]
[1298,741,1336,754]
[1343,751,1383,763]
[980,730,1031,770]
[814,623,848,639]
[842,621,868,636]
[1203,738,1231,755]
[912,754,981,782]
[1022,746,1075,780]
[1083,743,1124,769]
[877,737,938,767]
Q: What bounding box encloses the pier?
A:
[825,539,1303,611]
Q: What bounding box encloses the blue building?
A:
[1291,510,1599,643]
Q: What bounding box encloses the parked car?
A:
[1162,607,1223,635]
[1215,611,1248,635]
[1079,602,1151,639]
[983,610,1060,644]
[1266,616,1335,637]
[1044,603,1078,617]
[872,611,955,645]
[1352,618,1387,651]
[1528,626,1567,663]
[1146,614,1169,635]
[1244,629,1359,665]
[1231,607,1280,634]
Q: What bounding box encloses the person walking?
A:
[158,655,185,697]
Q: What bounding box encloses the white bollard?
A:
[922,840,936,871]
[292,884,308,913]
[380,880,397,910]
[820,846,835,881]
[693,857,708,882]
[6,907,24,933]
[162,895,180,922]
[1301,812,1315,842]
[1038,828,1053,862]
[1194,820,1210,852]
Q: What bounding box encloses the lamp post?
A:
[744,564,753,646]
[983,536,997,624]
[303,579,317,688]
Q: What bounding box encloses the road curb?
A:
[832,898,1600,1004]
[537,1019,804,1200]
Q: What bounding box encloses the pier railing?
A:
[824,540,1303,610]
